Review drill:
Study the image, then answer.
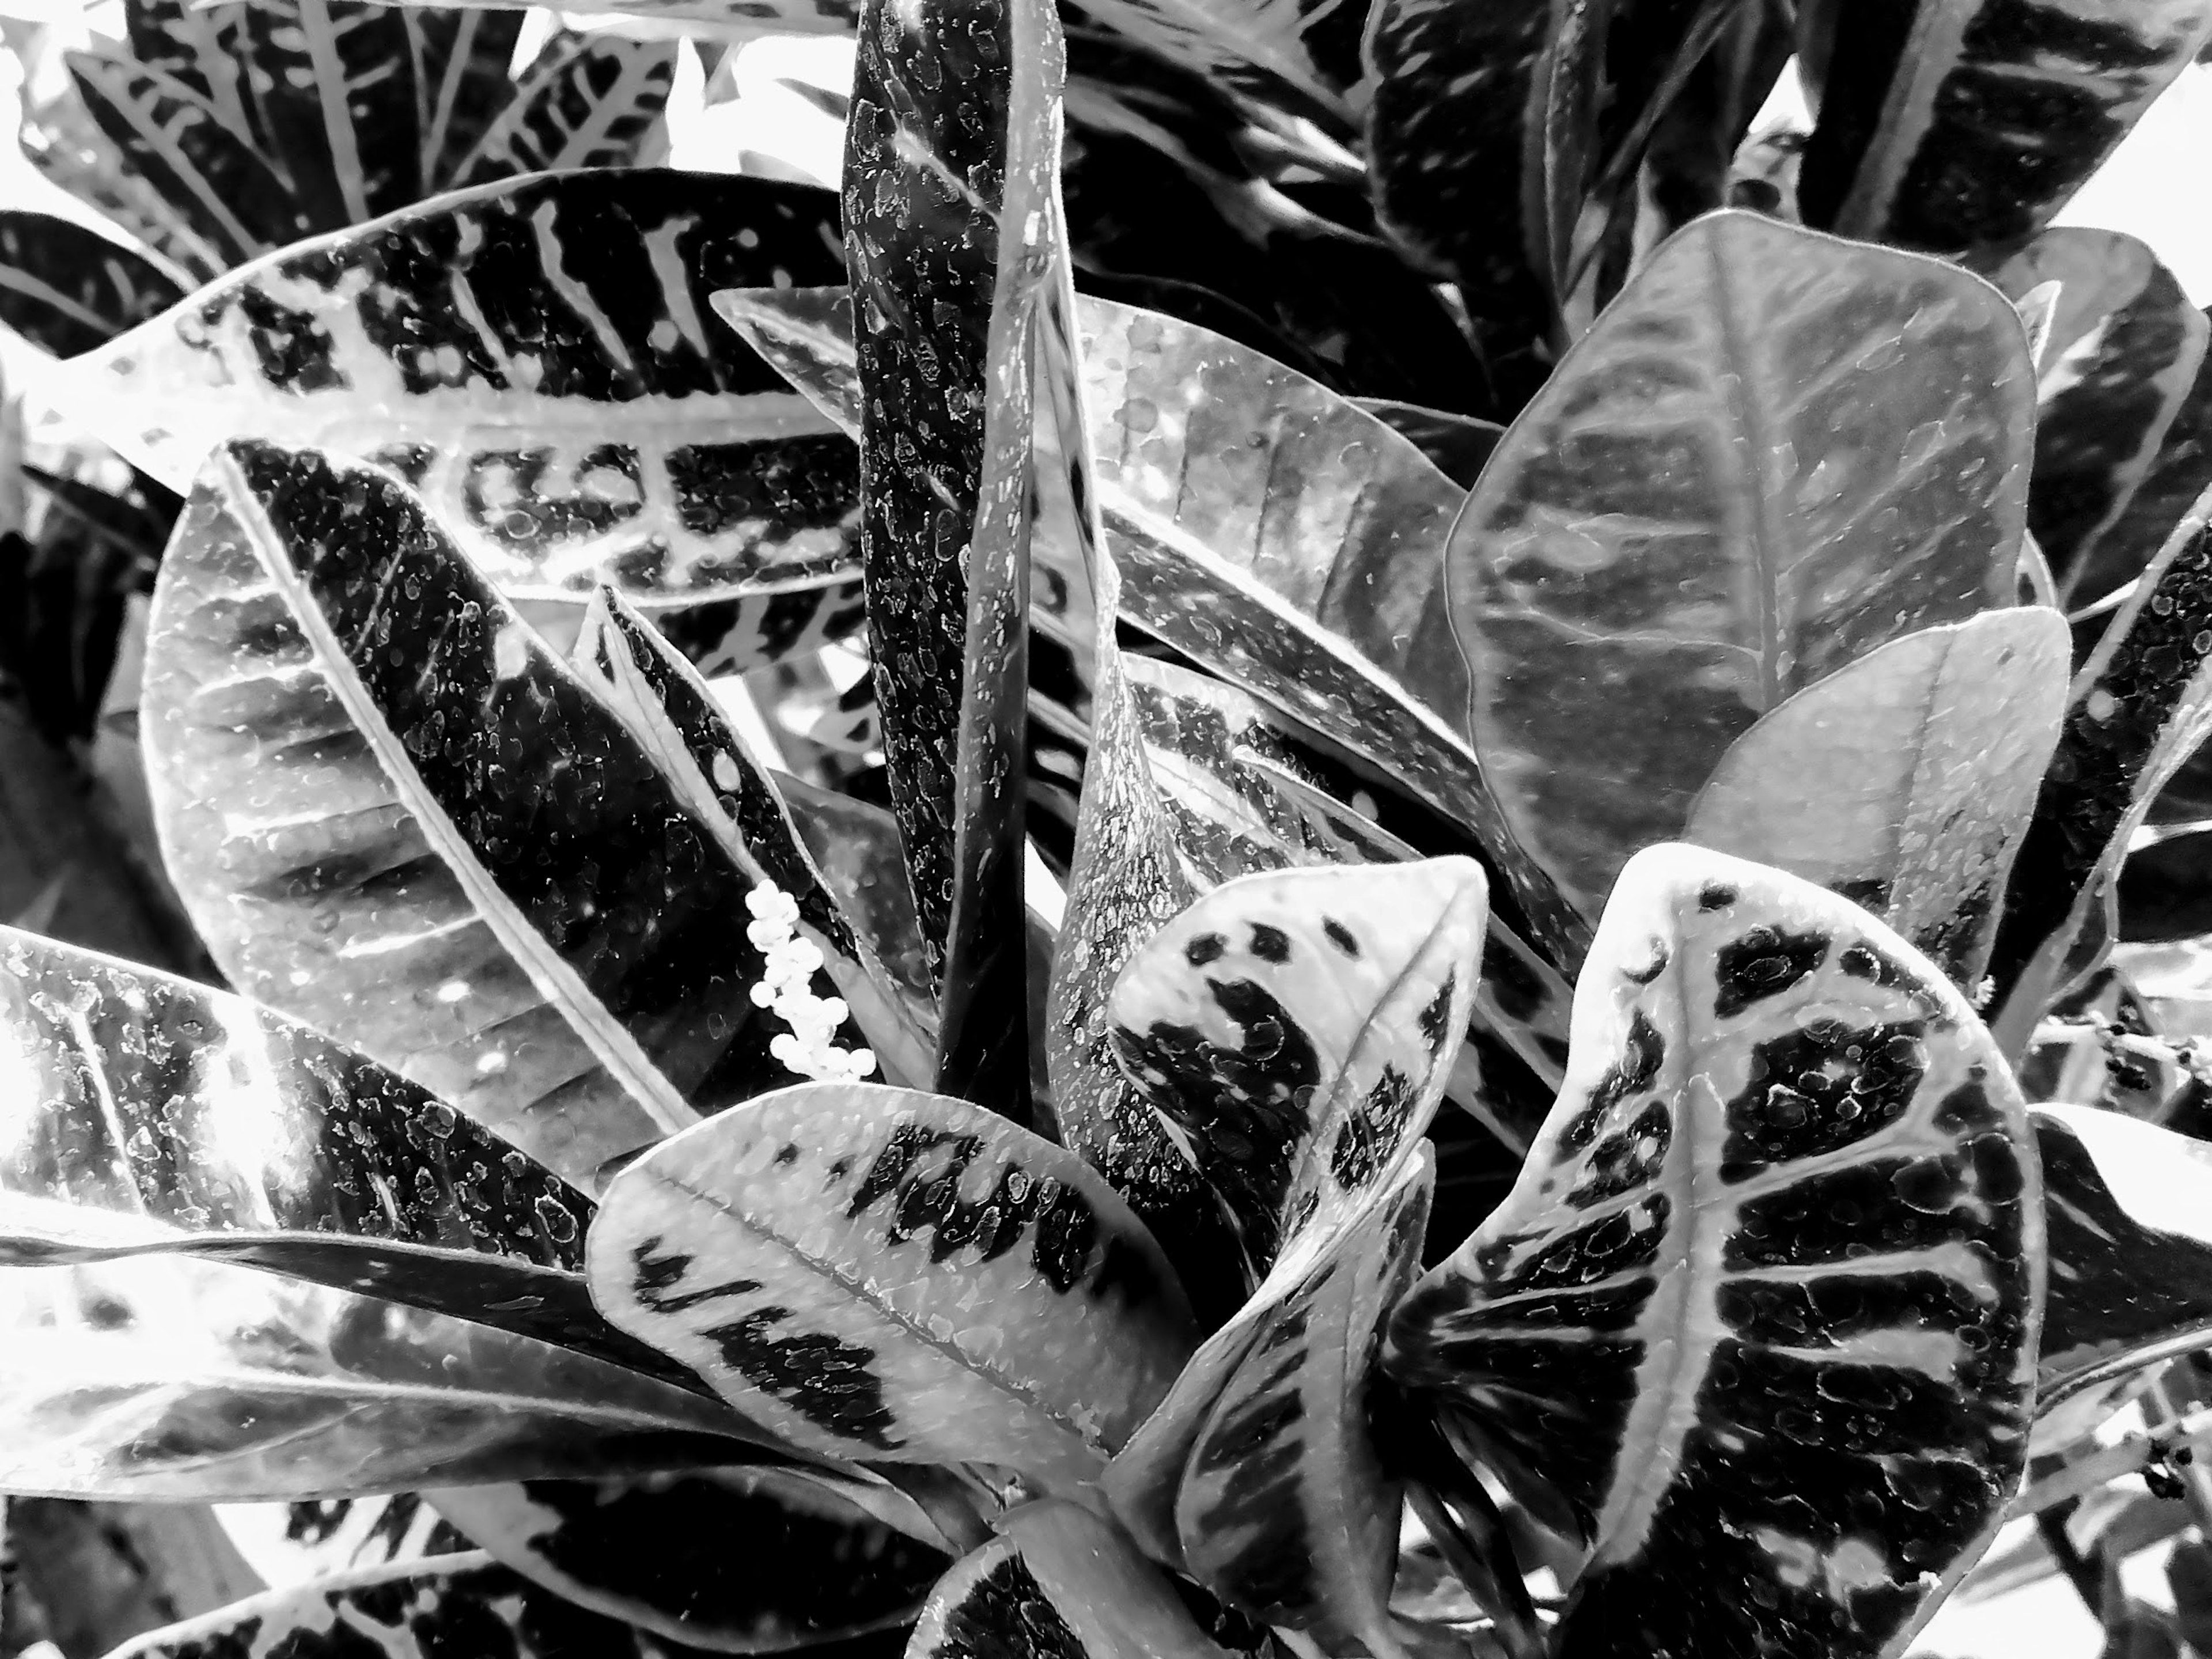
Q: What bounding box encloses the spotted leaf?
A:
[0,210,183,358]
[55,170,857,625]
[910,1500,1237,1659]
[1798,0,2212,254]
[1449,210,2032,925]
[1109,857,1485,1282]
[425,1468,950,1650]
[1685,610,2070,989]
[585,1081,1200,1489]
[144,441,871,1191]
[1388,844,2042,1659]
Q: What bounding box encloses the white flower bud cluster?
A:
[745,882,876,1082]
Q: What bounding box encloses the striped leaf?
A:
[1387,844,2041,1659]
[124,0,267,152]
[1686,609,2071,988]
[240,0,422,228]
[448,33,678,188]
[1062,0,1362,130]
[0,925,684,1384]
[1450,210,2032,925]
[0,1253,766,1501]
[58,170,857,619]
[143,441,870,1191]
[585,1081,1200,1489]
[1798,0,2212,253]
[2065,321,2212,618]
[714,286,1582,960]
[0,210,183,358]
[1980,230,2211,604]
[1108,858,1485,1282]
[1177,1153,1433,1653]
[910,1501,1236,1659]
[406,7,527,188]
[840,0,1065,1111]
[426,1468,949,1650]
[332,0,861,40]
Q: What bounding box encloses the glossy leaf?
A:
[59,170,857,614]
[1108,858,1484,1281]
[448,33,678,188]
[1981,230,2211,603]
[911,1499,1236,1659]
[585,1081,1199,1489]
[0,925,693,1382]
[241,0,423,228]
[408,7,529,188]
[1351,399,1506,490]
[2067,319,2212,613]
[426,1468,949,1650]
[715,285,1582,958]
[0,210,183,358]
[1685,609,2070,988]
[840,0,1065,1110]
[1388,844,2042,1659]
[217,1493,465,1589]
[779,776,938,1020]
[1450,210,2033,921]
[1177,1153,1432,1654]
[0,1253,769,1501]
[143,442,862,1191]
[1798,0,2212,253]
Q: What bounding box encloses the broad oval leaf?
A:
[585,1081,1199,1489]
[59,169,857,613]
[1450,210,2033,919]
[1798,0,2212,253]
[0,210,183,358]
[144,441,870,1190]
[1685,609,2070,988]
[426,1468,949,1650]
[1108,857,1486,1282]
[1388,844,2042,1659]
[0,924,679,1381]
[910,1499,1236,1659]
[0,1252,772,1501]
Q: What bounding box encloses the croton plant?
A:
[8,0,2212,1657]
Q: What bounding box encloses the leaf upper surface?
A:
[0,210,183,358]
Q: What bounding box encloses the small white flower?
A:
[744,878,877,1084]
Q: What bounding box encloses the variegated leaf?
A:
[0,210,183,358]
[1450,210,2032,922]
[240,0,422,228]
[1980,230,2211,604]
[2064,317,2212,615]
[216,1493,466,1589]
[0,1253,769,1501]
[1108,858,1484,1282]
[572,587,936,1086]
[1177,1152,1433,1655]
[1387,844,2041,1659]
[1797,0,2212,253]
[1686,609,2071,988]
[0,924,683,1382]
[124,0,267,152]
[426,1468,949,1650]
[407,7,528,189]
[320,0,861,40]
[585,1081,1199,1488]
[714,285,1582,959]
[59,170,857,617]
[144,441,869,1191]
[840,0,1066,1110]
[910,1500,1236,1659]
[448,32,678,188]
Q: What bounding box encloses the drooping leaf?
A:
[406,7,528,189]
[1983,233,2211,607]
[426,1468,950,1650]
[0,210,183,358]
[715,285,1582,958]
[1387,844,2042,1659]
[1108,858,1485,1282]
[1450,209,2033,922]
[585,1081,1199,1489]
[64,49,309,268]
[447,33,679,188]
[1176,1153,1433,1654]
[0,924,696,1382]
[58,170,857,619]
[1685,609,2071,988]
[910,1500,1236,1659]
[144,441,868,1191]
[239,0,422,228]
[571,587,937,1086]
[1797,0,2212,254]
[839,0,1066,1111]
[0,1253,771,1501]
